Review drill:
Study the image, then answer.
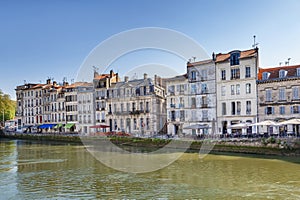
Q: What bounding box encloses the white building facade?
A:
[216,48,259,135]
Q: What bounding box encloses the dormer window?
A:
[297,68,300,76]
[279,70,287,78]
[190,70,197,81]
[230,51,240,66]
[262,72,270,80]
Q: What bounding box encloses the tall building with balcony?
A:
[106,74,166,136]
[93,70,120,126]
[166,59,216,136]
[77,83,95,135]
[257,65,300,135]
[216,48,259,135]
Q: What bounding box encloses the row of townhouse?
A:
[166,47,300,136]
[15,71,166,136]
[166,48,258,136]
[15,47,300,136]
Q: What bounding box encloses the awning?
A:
[64,123,75,129]
[183,124,209,129]
[38,124,57,129]
[90,124,110,129]
[54,123,63,129]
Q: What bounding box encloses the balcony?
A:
[108,111,112,115]
[171,117,176,122]
[202,118,209,122]
[101,107,106,111]
[178,104,184,108]
[201,104,208,108]
[130,110,140,115]
[246,110,251,115]
[101,119,106,123]
[170,104,176,108]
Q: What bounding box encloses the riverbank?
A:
[1,131,300,156]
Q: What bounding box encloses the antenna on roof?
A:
[92,66,99,72]
[287,58,291,66]
[192,56,196,62]
[252,35,259,48]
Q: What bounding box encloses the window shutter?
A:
[265,107,267,114]
[272,107,274,114]
[290,106,293,114]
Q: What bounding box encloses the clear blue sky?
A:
[1,0,300,99]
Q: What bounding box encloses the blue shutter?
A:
[271,107,274,114]
[291,106,293,114]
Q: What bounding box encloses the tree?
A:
[0,89,16,124]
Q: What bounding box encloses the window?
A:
[146,102,149,112]
[221,70,226,80]
[222,103,226,115]
[246,83,251,94]
[265,107,274,115]
[191,84,197,94]
[245,66,251,78]
[201,83,207,93]
[132,102,136,111]
[236,84,240,95]
[140,102,144,111]
[126,103,130,111]
[191,97,196,108]
[179,97,184,108]
[221,86,226,96]
[280,106,285,115]
[291,106,300,114]
[180,110,185,121]
[120,103,124,112]
[140,118,144,129]
[246,101,251,114]
[262,72,270,80]
[231,102,236,115]
[146,118,150,130]
[279,88,286,101]
[237,101,241,115]
[297,68,300,76]
[292,87,299,100]
[230,51,240,66]
[231,85,235,95]
[266,89,272,101]
[231,68,240,79]
[132,118,136,129]
[191,71,197,81]
[279,70,287,78]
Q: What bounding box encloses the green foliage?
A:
[0,89,16,122]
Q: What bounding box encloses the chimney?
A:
[124,76,129,82]
[46,79,51,84]
[154,75,157,85]
[94,71,99,78]
[212,52,216,61]
[144,73,148,79]
[110,70,113,77]
[53,81,57,86]
[63,82,69,86]
[116,73,119,82]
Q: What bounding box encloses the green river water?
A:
[0,139,299,199]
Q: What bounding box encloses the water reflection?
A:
[0,139,299,199]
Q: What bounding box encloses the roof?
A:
[110,78,154,89]
[215,48,258,63]
[258,64,300,80]
[65,82,91,88]
[187,59,213,67]
[94,74,110,80]
[164,74,187,82]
